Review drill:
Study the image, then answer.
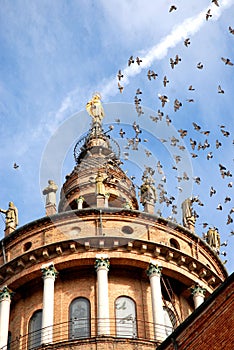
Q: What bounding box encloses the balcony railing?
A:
[4,318,174,350]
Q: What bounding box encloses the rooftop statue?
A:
[43,180,58,206]
[205,227,220,253]
[0,201,18,231]
[86,93,105,124]
[139,177,157,205]
[181,197,195,228]
[95,172,106,196]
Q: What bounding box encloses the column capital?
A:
[95,255,110,271]
[147,261,162,277]
[0,286,14,301]
[41,262,58,280]
[190,282,206,297]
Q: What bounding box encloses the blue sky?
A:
[0,0,233,272]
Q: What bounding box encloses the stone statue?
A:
[139,178,157,205]
[86,93,105,123]
[205,227,220,252]
[95,172,106,196]
[181,197,194,228]
[0,201,18,231]
[43,180,58,206]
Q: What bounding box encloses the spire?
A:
[58,95,139,212]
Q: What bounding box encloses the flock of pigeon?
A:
[9,2,233,263]
[114,2,234,257]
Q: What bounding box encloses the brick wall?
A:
[158,272,234,350]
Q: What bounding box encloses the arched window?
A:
[163,306,176,336]
[115,296,137,338]
[69,297,90,339]
[170,238,180,250]
[28,310,42,349]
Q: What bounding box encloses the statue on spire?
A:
[86,93,105,124]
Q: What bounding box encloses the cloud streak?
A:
[101,0,234,99]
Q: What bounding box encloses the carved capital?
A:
[41,263,58,280]
[0,286,14,301]
[190,282,206,297]
[147,261,162,277]
[94,257,110,271]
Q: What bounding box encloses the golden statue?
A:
[95,172,106,196]
[86,93,105,123]
[0,201,18,231]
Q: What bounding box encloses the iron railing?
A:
[4,318,174,350]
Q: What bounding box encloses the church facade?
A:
[0,95,228,349]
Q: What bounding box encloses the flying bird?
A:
[212,0,219,6]
[224,196,231,203]
[207,188,216,200]
[145,150,152,157]
[134,96,141,105]
[184,38,190,47]
[117,70,123,81]
[191,153,198,158]
[221,129,230,137]
[158,94,169,107]
[165,115,171,126]
[218,85,224,94]
[119,128,125,138]
[147,70,158,80]
[118,82,124,93]
[201,130,210,136]
[170,58,175,69]
[13,162,19,169]
[190,138,197,150]
[188,85,195,91]
[207,152,213,160]
[163,76,169,87]
[174,99,182,112]
[174,54,181,65]
[136,57,142,65]
[169,5,177,12]
[216,140,222,149]
[193,177,201,185]
[197,62,204,69]
[192,122,201,131]
[136,88,142,95]
[178,129,187,138]
[206,9,212,21]
[221,57,233,65]
[229,26,234,34]
[128,56,134,66]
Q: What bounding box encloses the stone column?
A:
[104,193,110,208]
[41,263,58,345]
[95,254,110,335]
[96,195,105,207]
[0,286,13,349]
[147,261,166,342]
[191,282,206,308]
[143,201,155,214]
